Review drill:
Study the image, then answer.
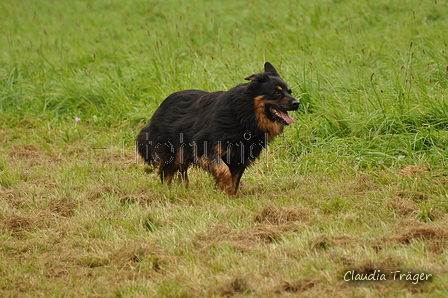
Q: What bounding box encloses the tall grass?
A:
[2,0,447,167]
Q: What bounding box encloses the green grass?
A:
[1,0,448,296]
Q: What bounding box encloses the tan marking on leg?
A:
[174,148,182,165]
[213,143,226,157]
[213,143,234,161]
[197,156,235,195]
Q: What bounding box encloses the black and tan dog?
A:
[137,62,299,195]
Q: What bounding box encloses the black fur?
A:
[137,62,299,195]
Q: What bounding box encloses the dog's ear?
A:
[264,62,280,77]
[244,73,270,82]
[245,62,279,82]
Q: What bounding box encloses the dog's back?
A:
[137,89,208,165]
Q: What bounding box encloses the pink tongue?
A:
[278,110,294,124]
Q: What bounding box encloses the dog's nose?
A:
[291,100,300,110]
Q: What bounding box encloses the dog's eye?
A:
[275,90,282,95]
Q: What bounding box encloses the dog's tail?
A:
[136,128,156,165]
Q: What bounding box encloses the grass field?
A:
[1,0,448,296]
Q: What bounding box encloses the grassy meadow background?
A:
[1,0,448,296]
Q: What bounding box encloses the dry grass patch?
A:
[0,211,61,239]
[88,184,124,201]
[211,274,327,298]
[398,166,430,177]
[195,204,311,251]
[110,241,166,272]
[1,128,446,297]
[1,190,26,209]
[1,214,35,239]
[119,188,162,206]
[252,204,310,225]
[277,277,319,294]
[309,234,355,251]
[395,218,448,254]
[345,173,381,196]
[213,276,253,297]
[387,197,421,217]
[397,189,431,202]
[48,196,78,217]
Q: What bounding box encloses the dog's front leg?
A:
[230,166,245,194]
[196,156,235,195]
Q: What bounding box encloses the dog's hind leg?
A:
[159,163,178,185]
[173,147,190,187]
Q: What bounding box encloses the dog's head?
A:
[245,62,299,126]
